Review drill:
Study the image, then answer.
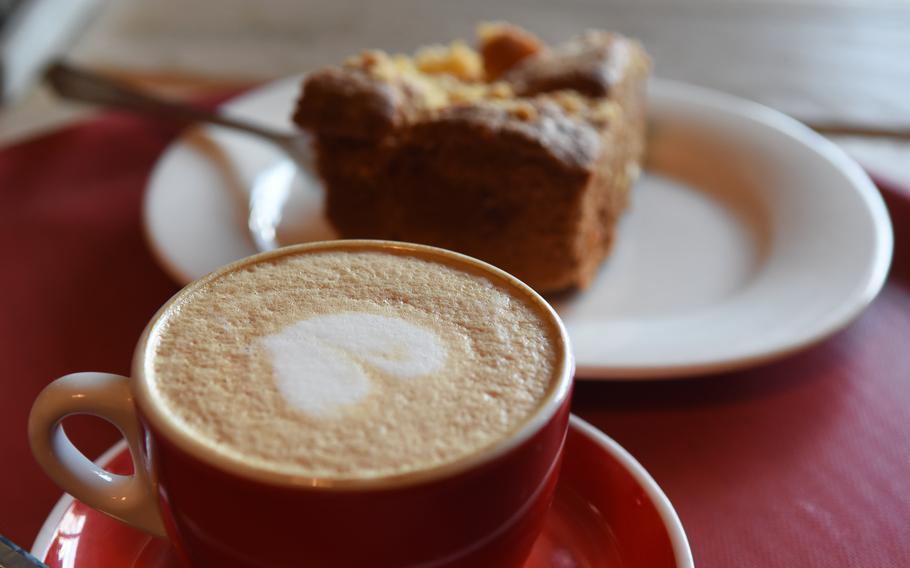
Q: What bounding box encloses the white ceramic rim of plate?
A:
[569,416,694,568]
[141,77,892,380]
[575,80,892,378]
[30,416,693,567]
[30,440,128,561]
[567,79,894,380]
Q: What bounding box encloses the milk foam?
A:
[150,249,560,479]
[263,312,447,417]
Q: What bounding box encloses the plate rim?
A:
[30,441,128,562]
[571,79,892,380]
[141,76,893,380]
[30,416,693,568]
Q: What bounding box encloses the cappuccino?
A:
[148,245,563,479]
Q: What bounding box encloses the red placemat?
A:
[1,109,908,566]
[0,112,183,547]
[575,177,910,567]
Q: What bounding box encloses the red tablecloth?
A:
[1,109,908,567]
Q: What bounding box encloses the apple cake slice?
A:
[293,23,650,293]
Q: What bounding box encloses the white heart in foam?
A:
[262,312,447,417]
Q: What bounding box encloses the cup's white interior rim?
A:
[31,416,693,568]
[134,240,574,490]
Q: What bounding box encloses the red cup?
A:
[29,241,574,567]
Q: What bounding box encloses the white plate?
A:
[143,77,892,379]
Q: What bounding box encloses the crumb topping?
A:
[342,26,621,128]
[414,40,484,81]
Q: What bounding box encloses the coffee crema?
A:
[148,247,561,479]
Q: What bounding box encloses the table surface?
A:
[2,1,910,566]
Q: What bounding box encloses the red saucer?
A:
[32,416,692,568]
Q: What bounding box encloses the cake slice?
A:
[293,24,650,293]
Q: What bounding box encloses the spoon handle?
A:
[45,62,296,146]
[0,533,48,567]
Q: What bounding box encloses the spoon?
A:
[45,61,319,252]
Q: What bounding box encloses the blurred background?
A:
[1,0,908,185]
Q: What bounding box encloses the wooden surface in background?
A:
[70,0,910,131]
[4,0,904,179]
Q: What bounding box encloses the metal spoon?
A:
[45,62,319,252]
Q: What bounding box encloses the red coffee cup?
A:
[29,241,574,567]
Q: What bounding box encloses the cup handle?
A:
[28,372,166,536]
